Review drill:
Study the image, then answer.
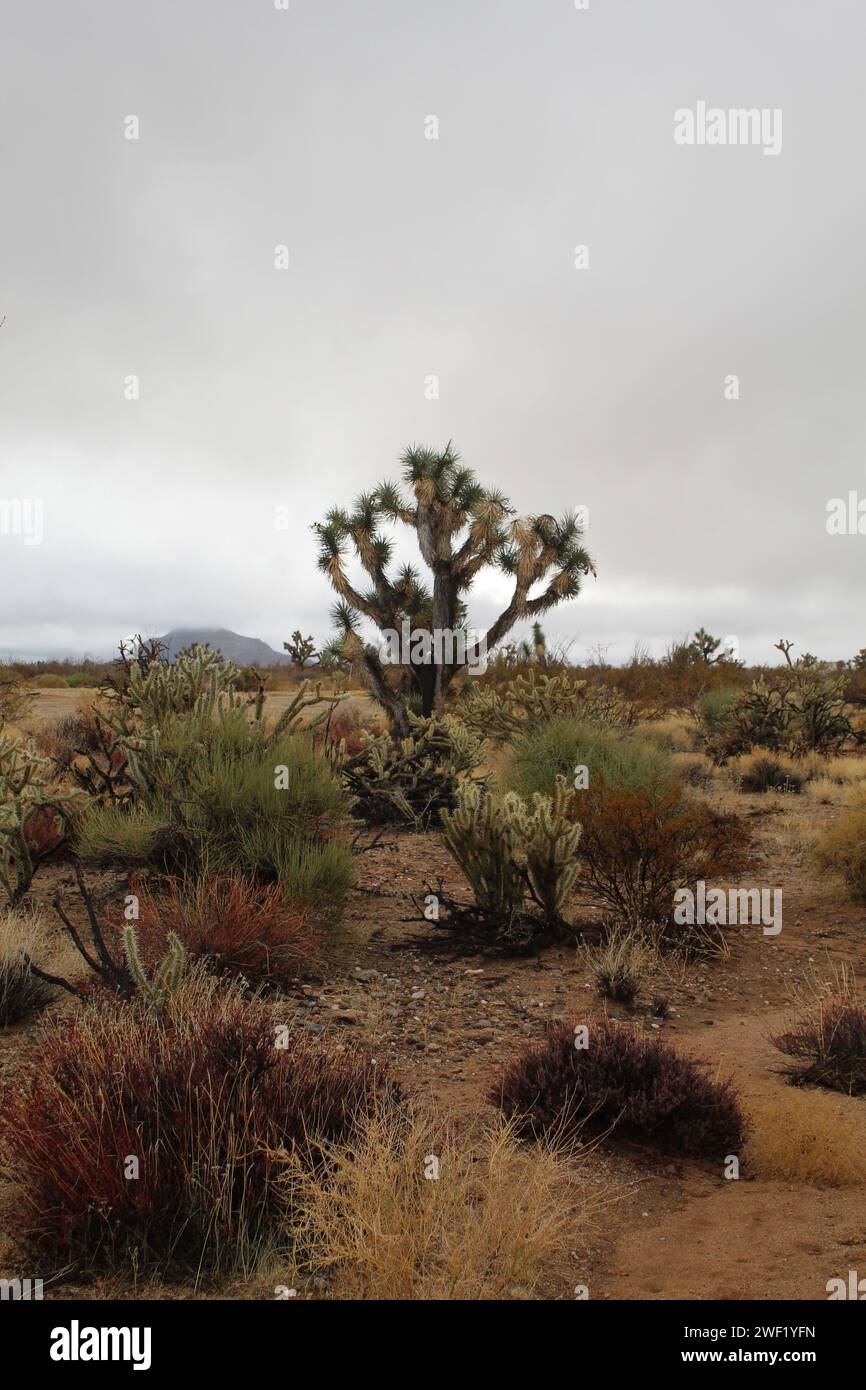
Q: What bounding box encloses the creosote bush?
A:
[0,974,398,1276]
[574,776,751,936]
[501,718,672,801]
[492,1016,745,1158]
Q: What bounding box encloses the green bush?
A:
[501,718,674,801]
[79,712,354,926]
[696,688,740,740]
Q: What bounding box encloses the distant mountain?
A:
[157,628,294,666]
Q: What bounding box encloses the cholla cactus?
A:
[523,779,582,922]
[441,777,582,937]
[0,736,84,905]
[341,714,485,828]
[123,924,187,1014]
[441,784,527,929]
[707,672,860,762]
[461,670,631,742]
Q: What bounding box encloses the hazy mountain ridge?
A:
[157,628,293,666]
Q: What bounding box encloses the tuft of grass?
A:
[814,792,866,903]
[283,1108,588,1300]
[745,1088,866,1186]
[0,908,56,1026]
[580,927,651,1005]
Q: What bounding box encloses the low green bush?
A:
[500,717,674,801]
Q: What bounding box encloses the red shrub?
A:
[491,1015,745,1158]
[135,873,320,984]
[0,981,398,1273]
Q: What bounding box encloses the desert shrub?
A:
[341,714,484,828]
[79,713,354,925]
[501,718,673,800]
[0,975,397,1276]
[580,927,651,1005]
[285,1110,579,1300]
[0,909,55,1026]
[744,1089,866,1185]
[576,777,751,935]
[136,874,319,985]
[640,714,696,753]
[76,802,165,866]
[771,998,866,1095]
[695,687,741,742]
[670,752,714,789]
[0,665,31,727]
[733,753,805,795]
[492,1016,745,1158]
[33,707,105,770]
[440,779,581,940]
[814,794,866,903]
[0,735,85,905]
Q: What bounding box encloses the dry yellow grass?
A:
[641,714,695,753]
[280,1108,600,1300]
[745,1087,866,1186]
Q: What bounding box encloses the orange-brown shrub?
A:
[575,777,751,934]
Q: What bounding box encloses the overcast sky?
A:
[2,0,864,665]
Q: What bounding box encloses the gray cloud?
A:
[2,0,864,664]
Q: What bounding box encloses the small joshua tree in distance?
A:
[283,630,317,668]
[313,443,594,737]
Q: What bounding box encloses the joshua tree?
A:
[283,630,317,667]
[313,443,594,736]
[689,628,723,664]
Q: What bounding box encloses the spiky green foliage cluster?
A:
[440,778,581,939]
[314,443,593,732]
[0,736,84,905]
[460,669,630,743]
[340,714,484,828]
